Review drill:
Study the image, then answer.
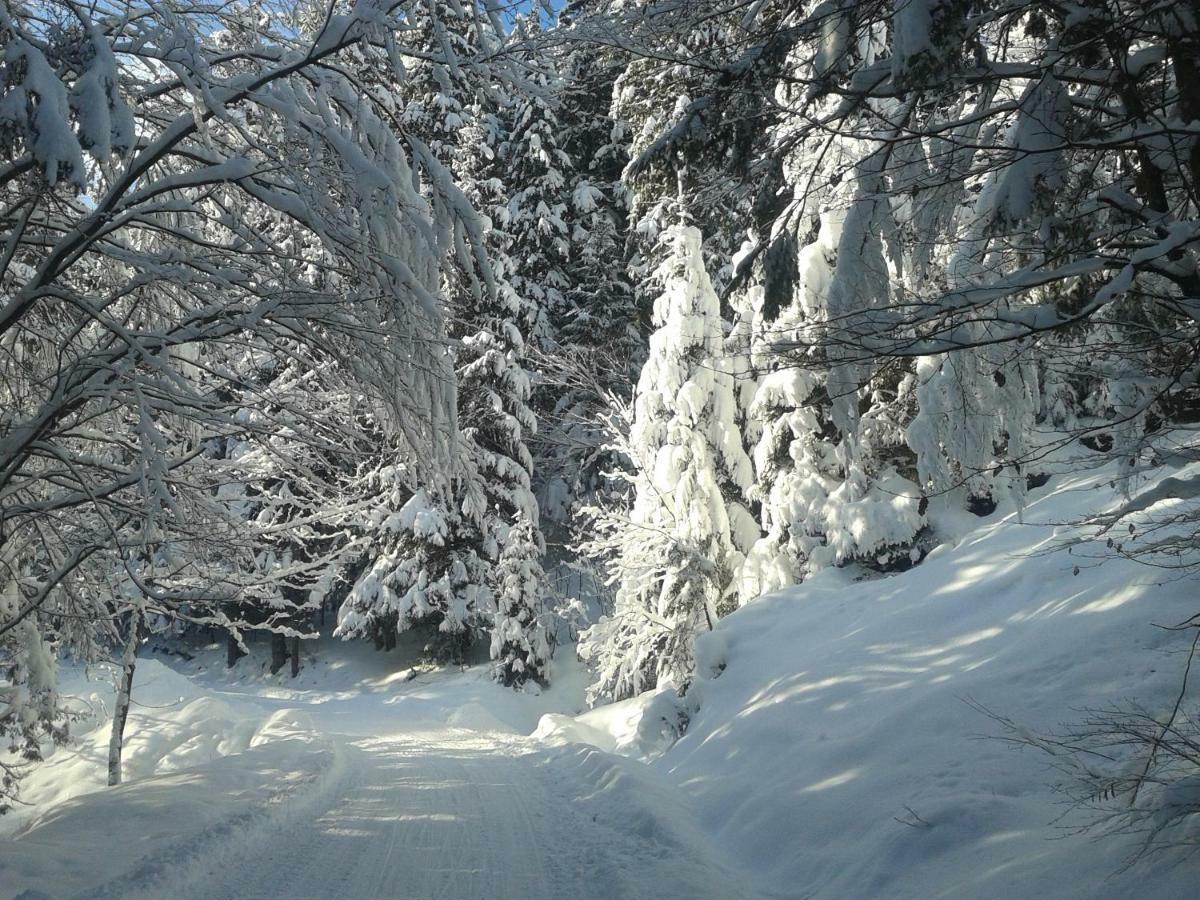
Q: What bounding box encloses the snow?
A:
[3,726,338,898]
[539,458,1200,897]
[534,686,691,760]
[0,657,299,830]
[892,0,934,77]
[0,632,747,898]
[1,38,86,188]
[4,2,1199,896]
[7,462,1200,898]
[977,75,1071,228]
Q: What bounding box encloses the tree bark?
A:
[290,635,300,678]
[107,608,143,787]
[270,632,288,674]
[226,631,245,668]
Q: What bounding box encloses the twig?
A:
[1129,626,1200,806]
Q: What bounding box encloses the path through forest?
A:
[170,726,746,900]
[6,660,752,900]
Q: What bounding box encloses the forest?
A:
[2,0,1200,896]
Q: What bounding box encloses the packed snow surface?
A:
[5,459,1200,898]
[0,636,746,899]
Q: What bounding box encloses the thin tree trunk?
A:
[290,635,300,678]
[107,608,143,787]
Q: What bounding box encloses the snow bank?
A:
[0,660,339,898]
[0,657,302,826]
[534,687,690,760]
[543,461,1200,897]
[169,626,591,737]
[0,732,341,899]
[525,741,748,897]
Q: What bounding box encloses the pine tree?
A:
[491,511,553,686]
[530,29,640,519]
[327,29,508,655]
[334,1,555,672]
[495,21,572,347]
[338,473,490,663]
[579,223,751,702]
[455,283,553,680]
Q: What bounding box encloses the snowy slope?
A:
[0,658,298,828]
[2,708,339,898]
[542,459,1200,897]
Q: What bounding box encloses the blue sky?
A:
[498,0,563,27]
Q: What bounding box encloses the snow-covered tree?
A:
[456,290,552,679]
[494,24,572,347]
[0,0,492,799]
[332,1,553,677]
[338,471,490,663]
[579,223,751,702]
[736,206,926,603]
[491,511,553,686]
[526,28,639,521]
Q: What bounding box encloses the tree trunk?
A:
[270,632,288,674]
[290,636,300,678]
[108,608,143,787]
[227,631,245,668]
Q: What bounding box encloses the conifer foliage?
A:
[579,223,751,701]
[335,0,552,676]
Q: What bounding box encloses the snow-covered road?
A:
[170,728,746,900]
[2,651,752,900]
[204,731,568,900]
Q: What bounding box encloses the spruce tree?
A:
[338,0,521,663]
[579,223,750,702]
[531,30,640,518]
[491,511,554,686]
